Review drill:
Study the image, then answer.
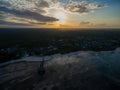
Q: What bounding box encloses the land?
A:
[0,28,120,63]
[0,48,120,90]
[0,28,120,90]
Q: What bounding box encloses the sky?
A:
[0,0,120,28]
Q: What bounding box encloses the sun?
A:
[55,11,66,24]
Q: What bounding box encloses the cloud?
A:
[64,1,105,14]
[29,22,47,25]
[94,23,107,27]
[88,3,105,9]
[0,1,11,7]
[80,21,90,25]
[80,21,108,27]
[0,0,106,27]
[0,0,58,26]
[60,24,74,28]
[0,20,31,26]
[35,0,50,8]
[0,6,58,22]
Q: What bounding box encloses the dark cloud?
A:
[0,20,31,26]
[33,8,46,14]
[29,21,47,25]
[65,1,105,14]
[80,21,90,25]
[0,0,59,27]
[35,0,50,8]
[95,23,107,27]
[0,1,11,7]
[47,23,54,25]
[60,24,72,28]
[0,6,58,22]
[65,2,89,13]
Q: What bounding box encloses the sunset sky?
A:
[0,0,120,28]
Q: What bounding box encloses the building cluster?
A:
[0,37,119,63]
